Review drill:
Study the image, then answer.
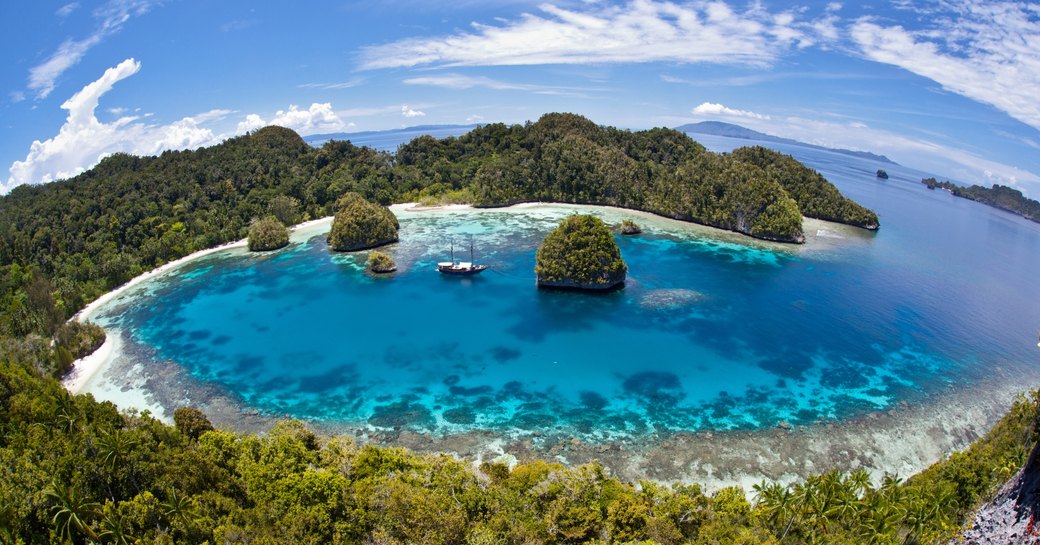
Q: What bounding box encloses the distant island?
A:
[304,124,480,149]
[677,121,898,165]
[923,177,1040,223]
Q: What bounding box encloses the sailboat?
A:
[437,239,488,276]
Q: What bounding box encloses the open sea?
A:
[82,132,1040,441]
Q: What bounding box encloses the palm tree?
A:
[98,509,135,545]
[46,483,98,544]
[848,468,872,497]
[95,428,139,472]
[161,488,197,535]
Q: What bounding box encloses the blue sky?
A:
[3,0,1040,197]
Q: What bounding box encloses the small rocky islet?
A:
[535,214,627,291]
[327,192,400,252]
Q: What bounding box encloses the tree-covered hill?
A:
[0,114,877,341]
[922,177,1040,223]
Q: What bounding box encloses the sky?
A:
[2,0,1040,197]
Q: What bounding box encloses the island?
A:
[677,120,899,165]
[0,114,1034,545]
[729,146,880,231]
[327,192,400,251]
[451,113,880,243]
[619,219,641,235]
[367,250,397,273]
[247,216,289,251]
[923,177,1040,223]
[535,214,627,290]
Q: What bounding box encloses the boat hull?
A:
[437,265,488,276]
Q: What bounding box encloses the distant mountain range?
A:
[304,124,480,149]
[675,121,898,165]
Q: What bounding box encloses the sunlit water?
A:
[86,134,1040,438]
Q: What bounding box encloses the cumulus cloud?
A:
[851,1,1040,131]
[692,102,770,120]
[402,105,426,118]
[360,0,824,70]
[5,59,226,193]
[235,103,349,135]
[29,0,158,99]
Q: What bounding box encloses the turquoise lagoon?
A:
[84,136,1040,439]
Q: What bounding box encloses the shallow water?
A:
[85,135,1040,440]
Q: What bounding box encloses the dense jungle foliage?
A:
[536,215,627,289]
[0,351,1036,544]
[922,177,1040,223]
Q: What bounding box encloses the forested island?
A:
[7,114,1030,544]
[922,177,1040,223]
[535,215,627,290]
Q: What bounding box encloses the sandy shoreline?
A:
[64,216,335,396]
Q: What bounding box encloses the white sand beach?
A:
[64,216,335,398]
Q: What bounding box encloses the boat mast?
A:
[450,239,455,264]
[470,238,475,263]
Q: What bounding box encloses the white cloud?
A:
[220,19,259,33]
[236,114,266,134]
[5,59,225,193]
[360,0,823,70]
[402,105,426,118]
[29,0,158,99]
[405,74,533,91]
[237,103,349,135]
[298,79,365,90]
[56,2,80,17]
[850,2,1040,131]
[403,73,595,96]
[692,102,770,120]
[725,112,1040,195]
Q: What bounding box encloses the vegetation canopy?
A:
[367,250,396,273]
[327,193,399,252]
[247,216,289,251]
[536,214,627,290]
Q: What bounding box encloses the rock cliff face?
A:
[959,440,1040,544]
[535,215,626,291]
